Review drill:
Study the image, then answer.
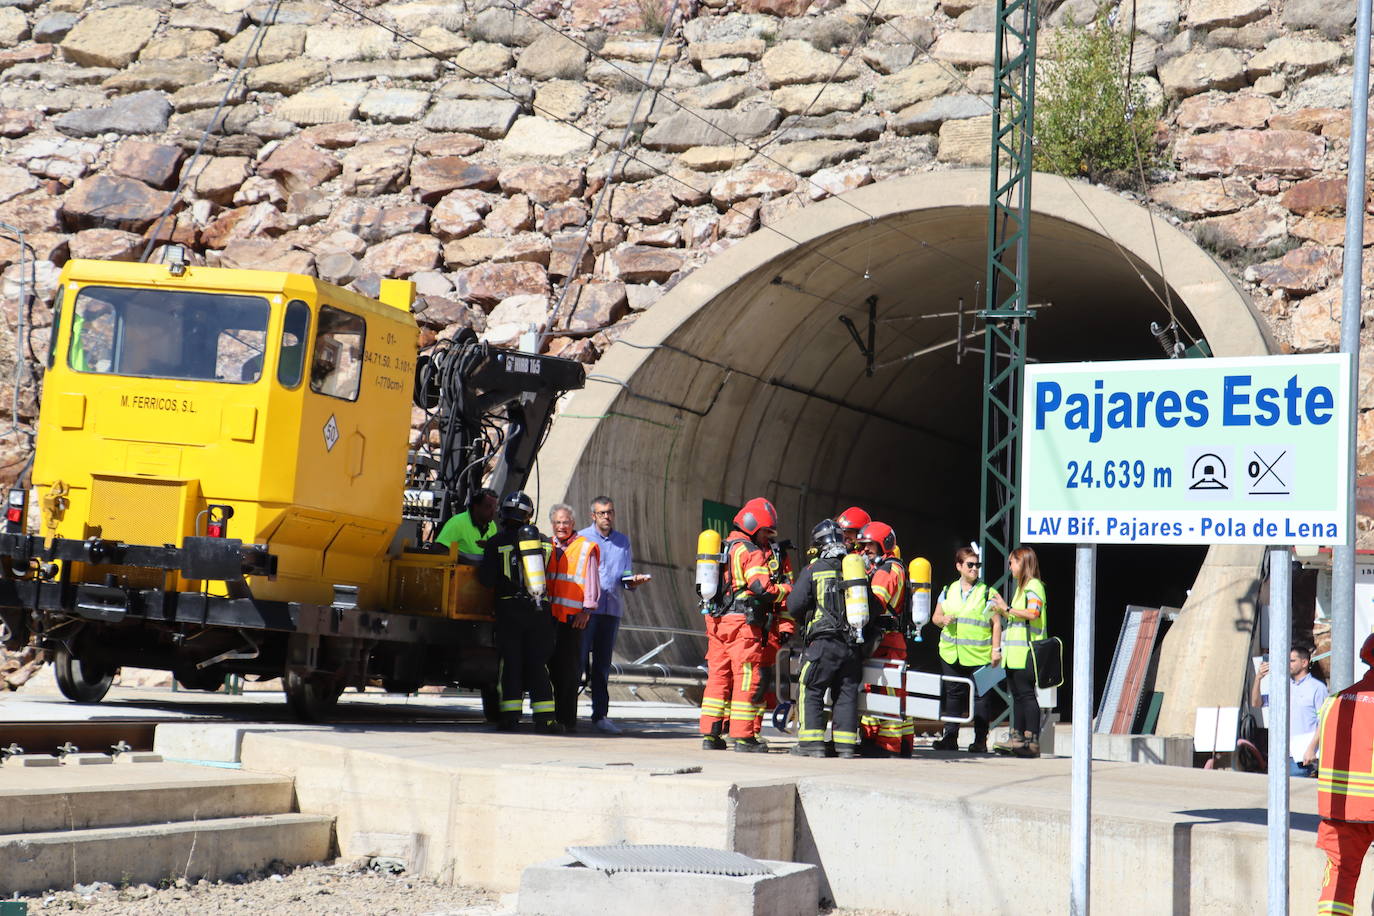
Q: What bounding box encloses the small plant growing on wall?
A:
[1034,13,1162,190]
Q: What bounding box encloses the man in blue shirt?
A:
[1251,644,1327,777]
[578,496,649,734]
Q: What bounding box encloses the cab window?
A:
[278,300,310,388]
[68,286,269,383]
[309,305,365,402]
[46,286,64,369]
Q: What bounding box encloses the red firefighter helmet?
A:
[835,506,871,534]
[1362,633,1374,668]
[734,497,778,537]
[857,521,897,556]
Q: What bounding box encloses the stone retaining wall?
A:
[0,0,1369,528]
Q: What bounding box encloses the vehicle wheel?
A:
[284,669,341,722]
[53,646,114,704]
[480,683,502,723]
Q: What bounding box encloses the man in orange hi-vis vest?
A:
[547,503,600,734]
[699,497,791,753]
[1308,633,1374,915]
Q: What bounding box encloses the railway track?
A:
[0,703,492,759]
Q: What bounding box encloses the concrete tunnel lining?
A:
[539,169,1274,734]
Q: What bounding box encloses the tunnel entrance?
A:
[542,169,1272,721]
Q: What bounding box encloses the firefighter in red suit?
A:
[1309,633,1374,914]
[856,521,912,757]
[835,506,870,552]
[699,497,792,753]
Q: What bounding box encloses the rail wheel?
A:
[53,646,114,704]
[284,669,342,721]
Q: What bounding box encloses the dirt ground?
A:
[14,859,503,915]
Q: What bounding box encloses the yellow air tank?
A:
[517,525,546,598]
[908,557,932,638]
[842,551,870,640]
[695,529,722,604]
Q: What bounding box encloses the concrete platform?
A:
[0,762,297,833]
[0,760,333,896]
[225,721,1367,914]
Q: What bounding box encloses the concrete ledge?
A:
[0,813,334,896]
[240,730,795,892]
[1093,733,1194,768]
[155,723,325,764]
[517,855,818,916]
[0,767,296,834]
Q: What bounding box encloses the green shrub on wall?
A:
[1033,14,1162,189]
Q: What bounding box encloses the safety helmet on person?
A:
[835,507,870,538]
[1362,633,1374,668]
[857,521,897,556]
[734,497,778,539]
[499,490,534,524]
[810,518,847,558]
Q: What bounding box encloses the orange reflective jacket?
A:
[548,535,599,623]
[1318,670,1374,822]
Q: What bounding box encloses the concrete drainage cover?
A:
[566,845,772,877]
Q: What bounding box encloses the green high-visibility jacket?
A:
[1002,577,1047,670]
[936,579,997,667]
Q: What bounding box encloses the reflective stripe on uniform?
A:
[701,697,728,716]
[531,700,555,714]
[500,699,522,712]
[832,730,859,745]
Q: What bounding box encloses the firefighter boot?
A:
[702,722,727,750]
[992,730,1025,756]
[857,738,892,758]
[835,744,858,759]
[1012,730,1041,758]
[790,741,828,758]
[734,736,770,753]
[931,729,959,751]
[497,713,519,732]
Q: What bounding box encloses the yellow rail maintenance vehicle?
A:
[0,250,584,719]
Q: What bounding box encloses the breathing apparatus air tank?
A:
[841,551,870,642]
[908,556,932,641]
[695,529,722,609]
[516,524,546,598]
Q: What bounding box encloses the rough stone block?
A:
[60,7,158,68]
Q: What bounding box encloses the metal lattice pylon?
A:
[978,0,1038,593]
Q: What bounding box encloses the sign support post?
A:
[1267,547,1292,916]
[1070,542,1096,916]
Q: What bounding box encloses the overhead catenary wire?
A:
[844,0,1195,336]
[336,0,1189,372]
[501,0,1198,357]
[140,0,283,263]
[540,0,684,349]
[495,0,993,282]
[752,0,884,153]
[325,0,878,291]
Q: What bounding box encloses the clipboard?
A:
[973,664,1006,696]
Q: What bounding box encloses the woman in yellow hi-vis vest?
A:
[931,546,1001,752]
[991,546,1046,758]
